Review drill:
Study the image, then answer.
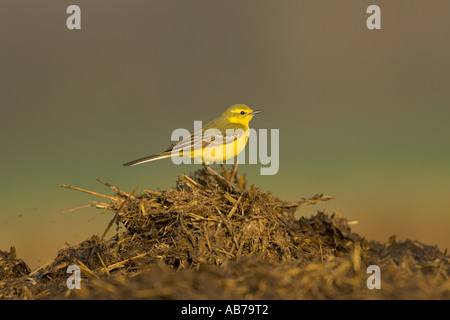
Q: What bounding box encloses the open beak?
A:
[250,110,263,115]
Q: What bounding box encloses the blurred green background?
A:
[1,1,449,269]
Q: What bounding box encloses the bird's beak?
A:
[250,110,263,115]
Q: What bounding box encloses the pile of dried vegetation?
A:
[1,166,449,299]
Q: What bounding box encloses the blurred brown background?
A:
[1,1,449,269]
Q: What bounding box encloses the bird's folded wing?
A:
[165,128,245,153]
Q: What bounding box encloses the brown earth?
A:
[1,167,449,299]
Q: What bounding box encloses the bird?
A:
[123,104,263,167]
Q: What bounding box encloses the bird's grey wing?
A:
[201,128,245,148]
[166,127,245,153]
[164,128,204,153]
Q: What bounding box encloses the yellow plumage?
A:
[123,104,262,167]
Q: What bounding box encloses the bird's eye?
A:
[240,111,245,115]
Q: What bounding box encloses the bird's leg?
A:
[230,159,238,184]
[219,161,238,183]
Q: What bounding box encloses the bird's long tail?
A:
[123,152,172,167]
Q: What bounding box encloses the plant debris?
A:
[1,166,449,299]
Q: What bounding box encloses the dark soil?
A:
[1,167,449,299]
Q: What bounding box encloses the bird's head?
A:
[222,104,263,125]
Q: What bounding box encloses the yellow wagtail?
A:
[123,104,262,167]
